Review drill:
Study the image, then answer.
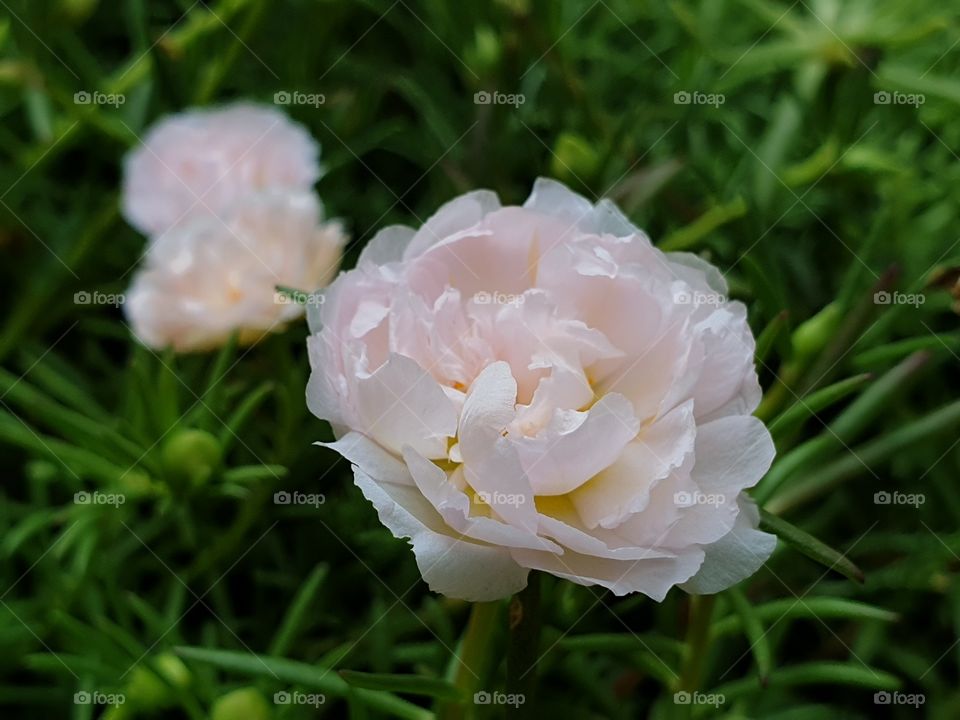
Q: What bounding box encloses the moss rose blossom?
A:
[307,178,775,601]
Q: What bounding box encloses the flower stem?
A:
[678,594,716,693]
[506,572,541,715]
[440,601,501,720]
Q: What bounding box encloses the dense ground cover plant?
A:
[1,0,960,718]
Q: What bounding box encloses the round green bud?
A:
[161,429,222,489]
[125,652,191,708]
[211,688,273,720]
[792,302,841,357]
[550,133,600,184]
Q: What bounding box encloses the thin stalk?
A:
[439,601,500,720]
[506,572,541,716]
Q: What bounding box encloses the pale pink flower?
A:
[122,103,321,237]
[307,178,775,601]
[126,191,345,352]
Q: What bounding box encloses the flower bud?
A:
[125,653,191,708]
[466,27,501,76]
[792,302,841,358]
[161,429,222,489]
[550,133,600,184]
[211,688,273,720]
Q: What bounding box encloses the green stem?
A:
[679,594,716,693]
[506,572,541,716]
[439,601,500,720]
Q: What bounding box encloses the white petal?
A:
[319,431,411,486]
[358,225,416,267]
[692,415,775,494]
[353,467,528,601]
[511,545,704,601]
[355,354,458,459]
[666,252,729,296]
[403,447,560,552]
[533,496,675,561]
[516,393,640,496]
[681,498,776,594]
[658,415,774,548]
[404,190,501,260]
[523,177,594,225]
[689,303,762,420]
[458,362,539,531]
[570,400,695,528]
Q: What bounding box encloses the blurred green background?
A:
[2,0,960,717]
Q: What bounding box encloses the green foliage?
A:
[2,0,960,718]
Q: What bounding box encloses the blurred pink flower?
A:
[126,191,345,352]
[306,178,775,602]
[122,103,321,237]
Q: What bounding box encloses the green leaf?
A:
[339,671,464,701]
[712,598,897,637]
[768,398,960,513]
[218,381,275,450]
[759,509,864,583]
[173,647,432,720]
[269,564,329,657]
[726,587,772,683]
[768,373,872,441]
[756,351,929,501]
[714,661,900,703]
[754,310,789,366]
[221,464,287,484]
[659,196,748,251]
